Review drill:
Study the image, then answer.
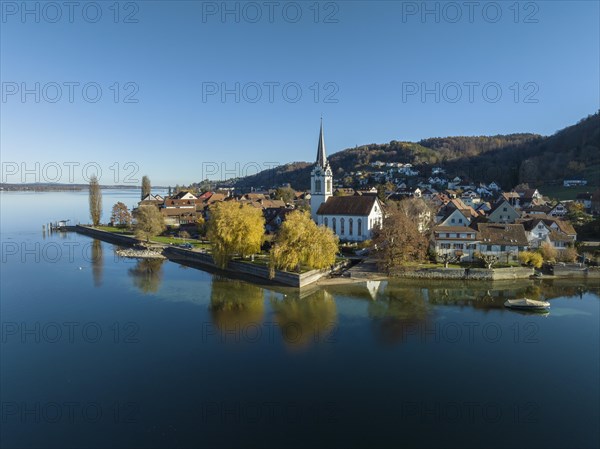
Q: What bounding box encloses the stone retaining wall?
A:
[553,263,600,278]
[396,266,533,280]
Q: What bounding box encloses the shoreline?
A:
[67,225,600,288]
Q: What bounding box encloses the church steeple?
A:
[315,118,328,168]
[310,119,333,223]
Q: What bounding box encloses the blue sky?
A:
[1,1,599,186]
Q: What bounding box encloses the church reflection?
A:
[128,258,165,294]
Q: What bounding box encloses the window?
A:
[459,218,463,223]
[500,245,506,251]
[453,244,464,249]
[503,207,507,212]
[340,218,345,235]
[349,218,353,236]
[441,243,451,249]
[324,217,328,227]
[326,179,332,193]
[467,244,477,250]
[315,179,321,193]
[486,245,492,251]
[451,218,455,223]
[332,218,336,233]
[358,219,363,236]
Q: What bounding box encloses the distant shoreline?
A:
[0,184,168,192]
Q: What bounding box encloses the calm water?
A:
[1,190,599,449]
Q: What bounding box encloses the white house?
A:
[310,121,383,241]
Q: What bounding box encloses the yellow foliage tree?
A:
[207,201,265,268]
[518,251,543,268]
[270,210,339,275]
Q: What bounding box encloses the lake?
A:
[1,190,598,449]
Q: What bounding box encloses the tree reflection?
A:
[209,278,265,336]
[270,290,337,350]
[90,239,103,287]
[128,258,165,294]
[368,285,430,346]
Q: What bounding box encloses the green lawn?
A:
[150,235,211,249]
[96,225,133,234]
[541,185,595,201]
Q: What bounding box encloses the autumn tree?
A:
[539,242,558,263]
[133,205,166,243]
[88,175,102,226]
[518,251,543,268]
[270,210,339,275]
[557,246,578,263]
[141,175,151,200]
[371,207,428,274]
[274,186,296,204]
[111,202,132,228]
[396,197,434,234]
[207,201,265,268]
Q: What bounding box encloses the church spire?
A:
[315,118,327,168]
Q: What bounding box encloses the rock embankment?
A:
[116,248,166,259]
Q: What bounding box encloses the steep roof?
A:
[315,119,328,169]
[519,217,577,235]
[317,195,379,216]
[477,223,528,246]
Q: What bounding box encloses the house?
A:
[501,191,521,208]
[476,223,529,263]
[436,198,479,226]
[310,120,383,241]
[161,191,198,225]
[522,203,552,216]
[487,199,520,224]
[520,217,577,250]
[549,202,569,217]
[139,193,164,206]
[431,226,479,262]
[515,188,543,208]
[460,190,481,207]
[563,179,587,187]
[488,182,501,191]
[575,193,593,212]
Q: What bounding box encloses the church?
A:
[310,121,383,242]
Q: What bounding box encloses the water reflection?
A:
[91,239,103,287]
[209,277,265,334]
[269,290,337,349]
[128,258,165,293]
[367,284,431,345]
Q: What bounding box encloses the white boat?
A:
[504,298,550,311]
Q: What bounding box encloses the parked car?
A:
[179,243,193,249]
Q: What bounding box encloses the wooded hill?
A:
[228,112,600,191]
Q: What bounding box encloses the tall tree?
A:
[141,175,151,200]
[133,205,165,243]
[207,201,265,268]
[372,208,428,274]
[111,202,132,228]
[88,175,102,226]
[270,210,339,274]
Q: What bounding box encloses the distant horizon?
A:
[1,109,597,186]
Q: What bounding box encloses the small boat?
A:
[504,298,550,311]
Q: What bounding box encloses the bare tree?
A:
[89,175,102,226]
